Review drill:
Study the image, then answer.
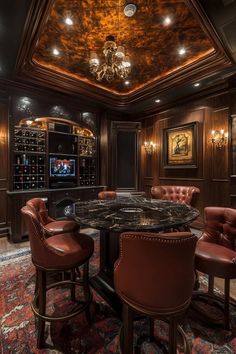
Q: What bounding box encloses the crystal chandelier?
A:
[89,35,131,82]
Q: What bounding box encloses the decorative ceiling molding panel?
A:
[15,0,234,110]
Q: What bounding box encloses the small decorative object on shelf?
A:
[79,137,96,157]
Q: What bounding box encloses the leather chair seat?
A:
[26,198,79,237]
[44,220,79,236]
[118,291,192,316]
[98,191,117,200]
[21,204,94,348]
[196,240,236,279]
[194,206,236,329]
[42,233,94,270]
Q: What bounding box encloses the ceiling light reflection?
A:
[65,17,73,26]
[163,16,172,26]
[53,48,60,56]
[178,48,186,55]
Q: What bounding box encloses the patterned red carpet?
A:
[1,235,236,353]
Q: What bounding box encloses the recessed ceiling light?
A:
[124,81,130,85]
[178,48,186,56]
[194,82,200,87]
[53,48,60,56]
[163,16,172,26]
[65,17,73,26]
[124,4,137,17]
[155,99,161,103]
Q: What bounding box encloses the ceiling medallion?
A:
[89,35,131,82]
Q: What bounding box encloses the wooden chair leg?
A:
[123,303,133,354]
[70,269,76,302]
[208,275,214,294]
[35,269,39,307]
[169,317,177,354]
[37,269,46,349]
[149,318,155,341]
[224,278,230,330]
[83,262,92,325]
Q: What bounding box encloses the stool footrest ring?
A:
[32,279,92,322]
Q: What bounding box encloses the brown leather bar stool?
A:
[151,185,200,207]
[98,191,117,200]
[194,207,236,330]
[114,231,197,354]
[26,197,79,237]
[21,205,94,348]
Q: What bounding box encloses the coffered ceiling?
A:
[1,0,236,113]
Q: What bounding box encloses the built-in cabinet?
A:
[11,120,98,192]
[0,88,105,243]
[7,117,103,242]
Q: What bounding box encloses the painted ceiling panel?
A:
[32,0,214,95]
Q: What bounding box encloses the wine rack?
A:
[13,127,46,190]
[79,157,96,186]
[14,127,46,153]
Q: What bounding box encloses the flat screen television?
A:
[49,157,76,177]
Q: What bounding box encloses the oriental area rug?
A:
[1,231,236,354]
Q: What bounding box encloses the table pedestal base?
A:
[90,230,122,314]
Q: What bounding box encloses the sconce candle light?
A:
[144,141,156,155]
[0,131,6,144]
[211,129,228,148]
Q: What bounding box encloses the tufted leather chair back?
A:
[199,207,236,250]
[151,185,200,207]
[114,231,197,315]
[22,205,84,269]
[26,198,51,225]
[21,205,49,267]
[98,191,117,200]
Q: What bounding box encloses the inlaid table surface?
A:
[65,196,199,232]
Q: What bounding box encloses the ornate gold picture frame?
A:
[163,122,198,168]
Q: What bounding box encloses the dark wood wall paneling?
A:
[0,102,9,236]
[140,91,231,223]
[229,88,236,207]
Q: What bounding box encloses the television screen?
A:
[50,157,76,177]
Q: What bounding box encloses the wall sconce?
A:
[211,129,228,149]
[144,141,157,155]
[0,131,6,144]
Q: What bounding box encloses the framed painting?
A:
[163,122,198,168]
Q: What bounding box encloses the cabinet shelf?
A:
[13,127,46,191]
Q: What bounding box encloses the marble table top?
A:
[65,196,200,232]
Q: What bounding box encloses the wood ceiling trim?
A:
[15,0,234,111]
[17,49,232,109]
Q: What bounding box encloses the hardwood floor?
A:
[0,236,29,252]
